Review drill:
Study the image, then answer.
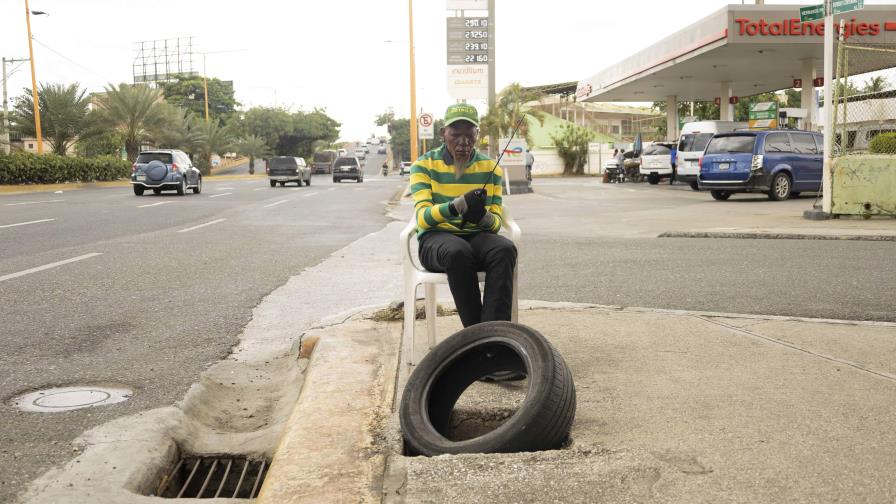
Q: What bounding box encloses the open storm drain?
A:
[9,385,132,413]
[152,456,269,499]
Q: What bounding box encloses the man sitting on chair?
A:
[409,103,517,328]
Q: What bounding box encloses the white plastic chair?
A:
[400,207,521,366]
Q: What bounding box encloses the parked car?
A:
[131,149,201,196]
[312,150,337,174]
[677,121,747,190]
[638,142,676,184]
[267,156,311,187]
[399,161,412,175]
[698,130,823,201]
[333,156,364,183]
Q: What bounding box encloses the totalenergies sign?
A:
[734,17,894,40]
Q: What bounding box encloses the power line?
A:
[31,37,113,82]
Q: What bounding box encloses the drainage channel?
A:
[153,455,269,499]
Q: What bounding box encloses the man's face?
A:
[443,121,478,166]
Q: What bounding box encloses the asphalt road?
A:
[0,149,396,502]
[515,179,896,322]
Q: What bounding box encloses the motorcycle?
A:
[381,163,389,176]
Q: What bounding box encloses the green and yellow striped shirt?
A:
[410,145,504,236]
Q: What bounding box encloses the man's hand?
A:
[452,189,487,227]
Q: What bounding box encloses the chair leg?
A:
[404,281,418,367]
[424,283,437,350]
[511,266,519,323]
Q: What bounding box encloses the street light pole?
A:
[203,53,209,123]
[408,0,418,163]
[24,0,43,154]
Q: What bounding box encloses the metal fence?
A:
[831,40,896,155]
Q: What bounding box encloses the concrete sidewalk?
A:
[260,302,896,503]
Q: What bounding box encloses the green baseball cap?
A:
[444,103,480,128]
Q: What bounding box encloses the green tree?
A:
[91,83,169,161]
[551,122,594,175]
[480,83,545,152]
[237,107,295,152]
[195,118,235,174]
[12,83,90,156]
[862,76,889,94]
[284,108,341,158]
[236,134,272,174]
[75,129,123,158]
[159,74,239,124]
[155,104,205,155]
[652,100,720,138]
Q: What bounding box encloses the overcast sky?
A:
[1,0,893,141]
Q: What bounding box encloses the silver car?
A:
[131,149,201,196]
[267,156,312,187]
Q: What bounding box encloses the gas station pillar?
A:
[801,59,818,130]
[720,81,734,121]
[666,95,679,140]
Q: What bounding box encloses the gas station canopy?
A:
[576,4,896,103]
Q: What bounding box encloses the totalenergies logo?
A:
[735,17,896,39]
[503,146,524,156]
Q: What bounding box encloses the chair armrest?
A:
[501,207,522,244]
[400,218,418,265]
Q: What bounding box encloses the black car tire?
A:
[192,177,202,194]
[333,178,338,183]
[279,181,285,187]
[769,172,792,201]
[690,181,700,191]
[297,179,303,187]
[648,173,659,185]
[305,177,311,186]
[399,321,576,456]
[153,188,162,195]
[710,190,732,201]
[133,185,144,196]
[176,179,186,196]
[270,180,276,187]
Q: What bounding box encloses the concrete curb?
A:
[256,316,401,504]
[658,230,896,241]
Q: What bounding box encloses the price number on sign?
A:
[464,18,488,27]
[465,30,489,39]
[465,42,488,51]
[465,54,489,63]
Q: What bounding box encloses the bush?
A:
[550,123,594,175]
[869,132,896,154]
[0,151,131,184]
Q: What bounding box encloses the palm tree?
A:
[236,135,272,174]
[480,83,545,153]
[12,83,90,155]
[862,76,889,94]
[196,119,235,174]
[155,104,205,155]
[92,83,168,161]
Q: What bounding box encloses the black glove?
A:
[452,189,487,228]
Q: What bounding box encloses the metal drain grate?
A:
[153,455,269,499]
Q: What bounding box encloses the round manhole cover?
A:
[9,386,132,413]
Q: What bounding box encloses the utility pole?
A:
[487,0,496,157]
[822,0,833,215]
[202,53,209,123]
[24,0,43,154]
[408,0,418,163]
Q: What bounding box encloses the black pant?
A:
[418,231,517,328]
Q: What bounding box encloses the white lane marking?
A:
[302,191,319,198]
[254,187,268,191]
[0,218,56,229]
[4,199,64,207]
[177,218,227,233]
[0,253,103,283]
[289,187,300,191]
[355,188,366,191]
[215,186,236,190]
[209,192,232,198]
[625,189,637,193]
[137,201,174,208]
[327,188,336,191]
[263,199,290,208]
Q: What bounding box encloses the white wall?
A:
[529,148,618,176]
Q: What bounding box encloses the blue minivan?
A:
[698,130,823,201]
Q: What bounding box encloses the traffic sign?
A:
[832,0,863,15]
[418,113,434,140]
[800,4,825,22]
